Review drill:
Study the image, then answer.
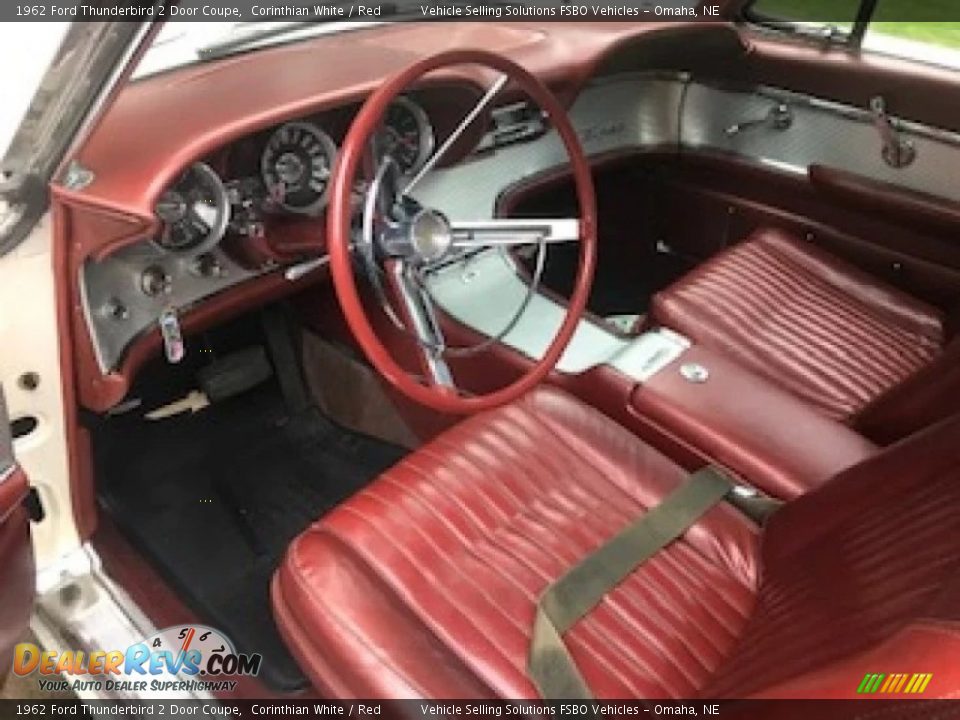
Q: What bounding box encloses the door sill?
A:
[29,544,215,702]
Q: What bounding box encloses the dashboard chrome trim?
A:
[413,72,960,218]
[681,81,960,203]
[80,244,261,373]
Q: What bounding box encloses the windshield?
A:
[135,17,391,79]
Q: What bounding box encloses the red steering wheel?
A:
[327,49,597,414]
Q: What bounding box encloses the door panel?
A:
[0,389,34,676]
[645,153,960,308]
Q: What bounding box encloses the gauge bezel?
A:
[154,162,230,256]
[384,96,435,178]
[260,121,338,216]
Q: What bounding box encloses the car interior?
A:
[22,18,960,700]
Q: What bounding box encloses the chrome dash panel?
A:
[411,76,684,219]
[682,81,960,202]
[81,245,258,373]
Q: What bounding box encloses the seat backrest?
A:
[855,336,960,444]
[707,413,960,697]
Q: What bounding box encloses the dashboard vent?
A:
[477,101,547,153]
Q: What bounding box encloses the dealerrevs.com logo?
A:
[13,625,262,694]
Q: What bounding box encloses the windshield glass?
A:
[135,17,389,79]
[0,23,71,159]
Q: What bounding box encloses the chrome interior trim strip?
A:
[681,81,960,203]
[411,77,683,218]
[697,77,960,147]
[607,327,691,381]
[0,388,15,482]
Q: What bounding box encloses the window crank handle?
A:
[726,103,793,137]
[870,96,916,169]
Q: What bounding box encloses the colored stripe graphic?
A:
[857,673,885,693]
[857,672,932,694]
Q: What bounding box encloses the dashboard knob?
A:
[141,265,172,297]
[191,253,226,279]
[102,298,129,321]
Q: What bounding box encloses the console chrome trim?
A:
[426,248,690,381]
[608,328,691,382]
[427,249,624,374]
[0,388,14,483]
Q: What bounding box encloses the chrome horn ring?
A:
[356,154,549,359]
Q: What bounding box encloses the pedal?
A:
[197,346,273,403]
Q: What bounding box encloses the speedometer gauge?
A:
[379,97,434,176]
[154,162,230,254]
[261,122,337,215]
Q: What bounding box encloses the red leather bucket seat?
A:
[650,228,957,442]
[271,388,960,698]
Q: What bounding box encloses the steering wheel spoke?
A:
[450,218,580,249]
[384,260,456,390]
[403,73,508,197]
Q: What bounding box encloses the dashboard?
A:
[59,22,759,411]
[79,87,494,374]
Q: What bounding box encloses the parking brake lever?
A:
[725,103,793,137]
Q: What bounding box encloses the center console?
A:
[429,249,878,499]
[625,344,878,499]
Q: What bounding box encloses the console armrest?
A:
[631,346,879,499]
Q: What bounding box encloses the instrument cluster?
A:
[150,95,436,257]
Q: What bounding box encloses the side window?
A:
[745,0,959,68]
[863,7,960,69]
[744,0,862,42]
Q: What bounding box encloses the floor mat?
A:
[96,385,407,691]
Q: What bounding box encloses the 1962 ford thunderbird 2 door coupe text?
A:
[0,2,959,703]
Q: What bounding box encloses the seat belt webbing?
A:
[528,466,734,700]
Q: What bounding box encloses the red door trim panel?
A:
[0,465,34,675]
[0,388,35,674]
